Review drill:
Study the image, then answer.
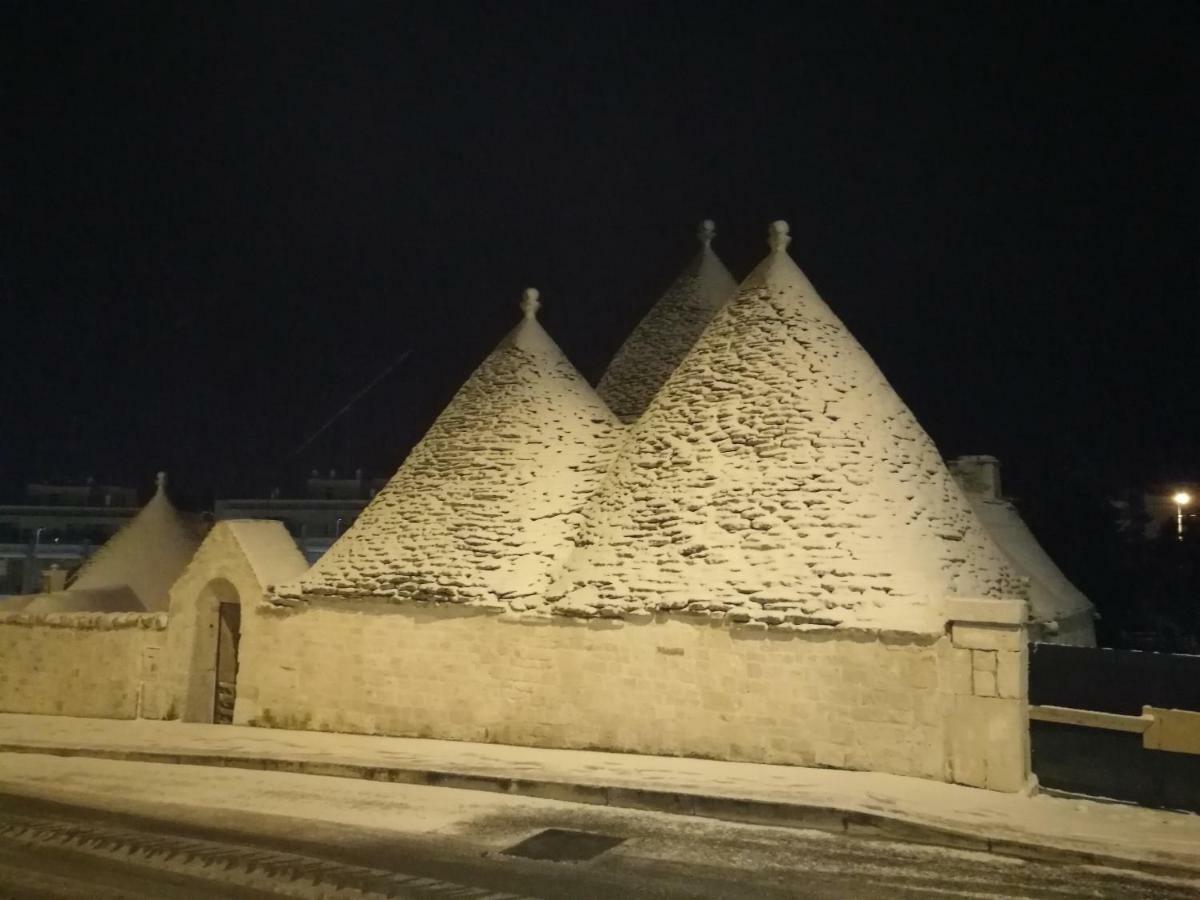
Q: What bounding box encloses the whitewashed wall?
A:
[239,600,1029,790]
[0,612,167,719]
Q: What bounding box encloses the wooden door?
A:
[213,602,241,724]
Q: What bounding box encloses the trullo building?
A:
[597,219,738,423]
[234,226,1033,792]
[16,472,203,614]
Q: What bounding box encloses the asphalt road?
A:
[0,758,1197,899]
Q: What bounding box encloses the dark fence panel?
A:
[1029,644,1200,714]
[1029,644,1200,813]
[1032,722,1200,813]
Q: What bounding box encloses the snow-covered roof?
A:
[949,456,1093,626]
[222,520,310,588]
[548,222,1021,631]
[276,289,623,606]
[597,220,737,423]
[65,473,204,612]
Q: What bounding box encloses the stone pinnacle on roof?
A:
[767,219,791,252]
[520,286,541,319]
[277,288,623,610]
[597,219,738,424]
[552,221,1021,631]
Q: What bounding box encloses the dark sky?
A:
[6,2,1197,507]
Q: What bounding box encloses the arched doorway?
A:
[214,595,241,724]
[192,578,241,724]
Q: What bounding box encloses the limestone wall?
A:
[239,600,1030,790]
[0,612,167,719]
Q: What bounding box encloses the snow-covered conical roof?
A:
[280,289,623,607]
[552,222,1019,631]
[34,473,204,613]
[597,220,737,423]
[950,456,1094,631]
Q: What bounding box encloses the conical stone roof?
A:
[597,220,737,423]
[279,289,623,608]
[51,473,203,613]
[552,222,1020,631]
[949,456,1094,631]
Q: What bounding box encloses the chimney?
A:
[949,455,1002,500]
[41,563,67,593]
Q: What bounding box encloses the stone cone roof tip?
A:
[552,221,1021,631]
[597,219,738,423]
[282,288,622,608]
[60,471,204,613]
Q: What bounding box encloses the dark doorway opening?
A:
[214,602,241,724]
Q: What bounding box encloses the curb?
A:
[1,742,1197,882]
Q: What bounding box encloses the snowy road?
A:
[0,754,1196,899]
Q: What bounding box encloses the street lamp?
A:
[1172,491,1191,541]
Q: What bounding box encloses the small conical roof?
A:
[597,220,737,423]
[949,457,1093,629]
[282,289,622,607]
[553,222,1019,631]
[57,472,203,612]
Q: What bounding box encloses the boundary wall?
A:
[238,597,1030,791]
[0,612,167,719]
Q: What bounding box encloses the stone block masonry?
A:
[945,600,1031,792]
[0,613,167,719]
[238,600,1030,789]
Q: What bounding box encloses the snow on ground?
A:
[550,222,1020,631]
[597,219,738,424]
[0,714,1197,875]
[275,290,623,608]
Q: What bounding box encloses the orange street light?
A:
[1173,491,1191,540]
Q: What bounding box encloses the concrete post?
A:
[946,598,1032,792]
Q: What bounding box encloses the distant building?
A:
[214,469,385,562]
[0,479,141,594]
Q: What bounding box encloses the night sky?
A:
[7,2,1197,512]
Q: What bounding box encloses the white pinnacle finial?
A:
[155,471,167,492]
[767,220,791,253]
[520,287,541,320]
[698,219,716,247]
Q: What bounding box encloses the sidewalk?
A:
[1,713,1198,879]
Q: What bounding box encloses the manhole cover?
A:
[502,828,626,862]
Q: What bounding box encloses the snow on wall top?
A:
[67,473,204,613]
[275,289,623,607]
[547,222,1021,632]
[597,220,738,423]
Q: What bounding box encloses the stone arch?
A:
[156,520,308,724]
[180,576,243,723]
